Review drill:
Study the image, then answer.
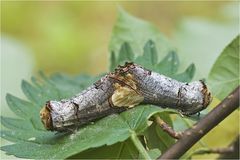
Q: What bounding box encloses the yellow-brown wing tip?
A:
[40,104,53,131]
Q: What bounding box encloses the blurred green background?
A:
[1,1,238,74]
[1,1,239,159]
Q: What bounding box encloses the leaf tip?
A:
[21,80,28,89]
[188,63,196,72]
[5,93,12,100]
[117,5,127,16]
[5,93,14,105]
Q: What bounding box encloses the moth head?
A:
[179,81,212,116]
[40,101,53,131]
[40,100,78,131]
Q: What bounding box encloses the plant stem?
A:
[154,115,183,139]
[131,132,151,160]
[159,86,239,159]
[182,118,207,147]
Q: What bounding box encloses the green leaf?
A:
[118,42,134,64]
[172,18,239,80]
[156,51,179,76]
[109,7,174,69]
[1,130,66,144]
[135,40,158,69]
[121,105,161,134]
[110,51,117,71]
[108,8,196,84]
[130,132,152,159]
[144,123,163,150]
[68,139,139,159]
[1,117,34,131]
[21,80,44,106]
[143,40,158,65]
[112,39,196,84]
[1,141,60,159]
[208,35,240,100]
[50,73,96,98]
[30,116,46,131]
[109,42,135,70]
[117,40,196,84]
[173,63,196,83]
[138,149,161,160]
[1,105,162,159]
[5,94,35,119]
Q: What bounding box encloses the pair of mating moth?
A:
[40,62,212,131]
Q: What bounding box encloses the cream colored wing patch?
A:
[111,83,144,108]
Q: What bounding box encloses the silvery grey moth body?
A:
[40,62,211,131]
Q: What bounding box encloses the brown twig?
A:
[154,116,183,139]
[188,135,239,159]
[218,135,239,159]
[191,147,234,155]
[159,86,240,159]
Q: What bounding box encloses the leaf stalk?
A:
[130,132,151,160]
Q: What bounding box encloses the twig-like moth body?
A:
[40,62,212,131]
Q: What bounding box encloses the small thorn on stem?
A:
[154,116,183,139]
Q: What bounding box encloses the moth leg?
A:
[63,126,78,133]
[178,110,185,118]
[197,112,201,117]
